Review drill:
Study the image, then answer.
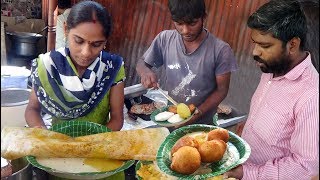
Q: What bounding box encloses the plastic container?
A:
[1,66,31,89]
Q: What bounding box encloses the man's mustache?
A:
[253,56,265,64]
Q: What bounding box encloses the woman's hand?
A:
[25,89,47,128]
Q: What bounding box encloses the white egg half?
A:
[155,111,174,121]
[167,114,184,123]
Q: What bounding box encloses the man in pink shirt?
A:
[225,0,319,179]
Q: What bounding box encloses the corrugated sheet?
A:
[71,0,318,113]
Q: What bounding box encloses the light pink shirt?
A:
[241,53,319,180]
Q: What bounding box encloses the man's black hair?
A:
[247,0,307,50]
[168,0,206,24]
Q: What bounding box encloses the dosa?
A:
[1,127,169,161]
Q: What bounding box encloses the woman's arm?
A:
[107,82,125,131]
[25,88,47,128]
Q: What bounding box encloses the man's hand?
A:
[173,108,201,129]
[140,69,158,89]
[136,60,158,89]
[223,165,243,179]
[236,121,246,136]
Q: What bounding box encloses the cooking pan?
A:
[6,31,43,57]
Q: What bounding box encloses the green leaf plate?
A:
[26,121,135,179]
[156,124,251,180]
[150,106,196,127]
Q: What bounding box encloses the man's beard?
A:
[180,26,204,42]
[253,53,291,75]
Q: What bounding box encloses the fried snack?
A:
[1,127,170,161]
[188,104,196,114]
[171,136,199,155]
[168,105,177,114]
[198,140,227,163]
[170,146,201,175]
[193,133,207,146]
[207,128,230,143]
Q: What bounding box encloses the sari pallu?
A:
[30,48,124,120]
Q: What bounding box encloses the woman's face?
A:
[66,21,107,69]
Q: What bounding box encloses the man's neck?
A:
[273,51,308,78]
[183,29,206,54]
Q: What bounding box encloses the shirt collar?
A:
[272,52,312,81]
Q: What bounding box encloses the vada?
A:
[168,105,177,114]
[188,104,196,113]
[170,146,201,174]
[171,136,199,154]
[198,140,227,163]
[207,128,230,143]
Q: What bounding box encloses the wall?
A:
[1,0,42,19]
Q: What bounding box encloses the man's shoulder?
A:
[206,32,231,49]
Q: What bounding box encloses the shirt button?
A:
[268,81,271,84]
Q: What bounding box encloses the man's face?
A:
[173,17,204,42]
[251,29,291,74]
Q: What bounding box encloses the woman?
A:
[25,1,125,131]
[25,2,126,179]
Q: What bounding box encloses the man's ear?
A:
[288,37,301,54]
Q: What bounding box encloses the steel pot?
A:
[7,158,32,180]
[6,31,43,57]
[1,88,31,130]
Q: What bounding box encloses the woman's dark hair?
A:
[247,0,307,50]
[66,1,112,38]
[168,0,206,23]
[58,0,71,9]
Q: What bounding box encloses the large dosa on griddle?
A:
[1,127,169,161]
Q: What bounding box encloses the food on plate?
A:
[171,136,199,154]
[35,157,124,173]
[1,127,169,161]
[193,132,207,146]
[176,103,191,119]
[170,146,201,175]
[167,114,184,124]
[198,140,227,163]
[168,105,177,114]
[188,104,196,114]
[207,128,230,143]
[168,129,230,174]
[155,111,175,121]
[130,103,157,115]
[136,162,176,180]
